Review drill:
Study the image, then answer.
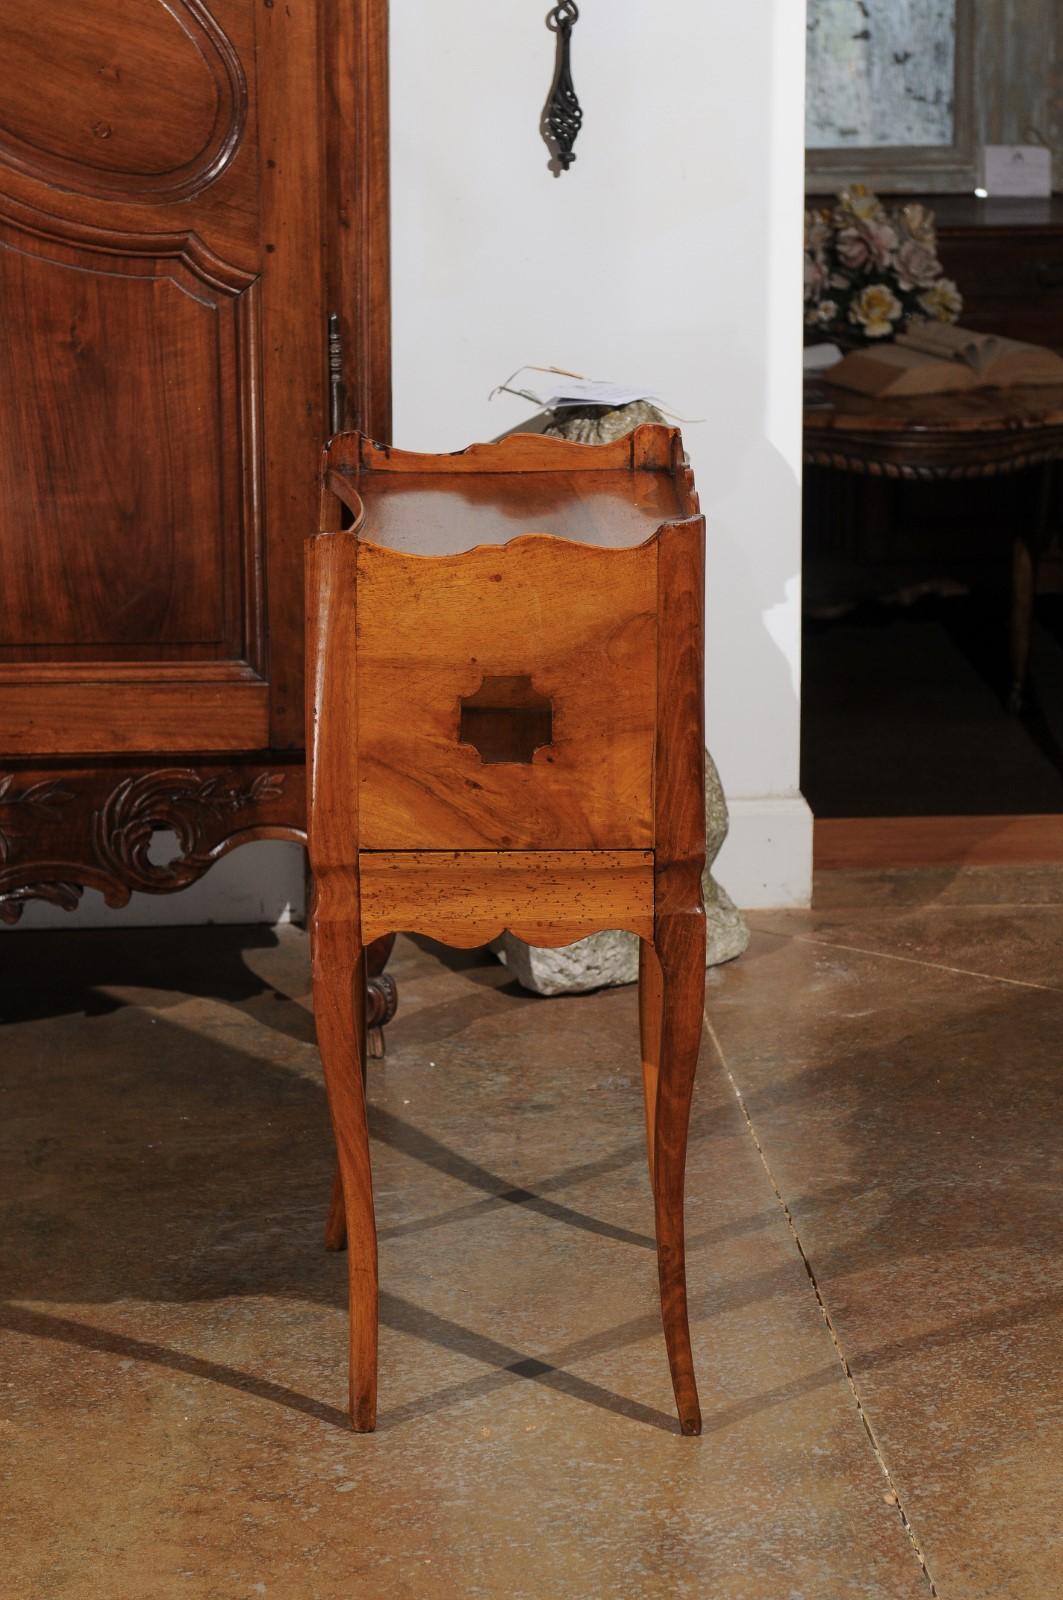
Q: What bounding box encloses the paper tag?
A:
[982,145,1052,198]
[543,379,659,409]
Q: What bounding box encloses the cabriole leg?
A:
[638,938,663,1186]
[311,906,378,1431]
[650,909,706,1436]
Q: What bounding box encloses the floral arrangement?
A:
[805,185,963,343]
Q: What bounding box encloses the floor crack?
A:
[705,1016,939,1597]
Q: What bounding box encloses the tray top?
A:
[353,469,687,553]
[322,427,699,555]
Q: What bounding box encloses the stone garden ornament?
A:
[494,400,750,995]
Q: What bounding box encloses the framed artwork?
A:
[805,1,1062,194]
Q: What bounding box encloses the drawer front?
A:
[359,849,654,946]
[939,232,1063,347]
[355,536,657,850]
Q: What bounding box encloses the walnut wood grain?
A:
[0,0,391,887]
[0,0,246,203]
[356,536,657,850]
[326,0,391,443]
[638,938,663,1187]
[306,524,378,1429]
[308,426,708,1433]
[359,850,654,947]
[0,681,269,757]
[649,508,707,1437]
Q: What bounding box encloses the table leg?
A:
[649,909,705,1437]
[1008,465,1053,715]
[311,907,378,1431]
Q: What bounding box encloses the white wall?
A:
[390,0,811,907]
[15,0,809,930]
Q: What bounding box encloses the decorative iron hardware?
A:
[543,2,583,173]
[328,312,345,435]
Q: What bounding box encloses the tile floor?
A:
[1,870,1060,1599]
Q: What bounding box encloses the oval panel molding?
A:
[0,0,246,202]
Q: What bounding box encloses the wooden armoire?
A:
[0,0,389,925]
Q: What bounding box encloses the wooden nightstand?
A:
[306,425,707,1433]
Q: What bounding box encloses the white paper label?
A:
[982,145,1052,198]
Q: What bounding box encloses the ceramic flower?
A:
[838,217,898,273]
[836,184,887,224]
[895,237,941,290]
[850,283,903,338]
[898,203,937,247]
[805,207,832,259]
[805,252,827,301]
[918,278,963,322]
[803,185,961,344]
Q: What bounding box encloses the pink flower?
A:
[895,238,941,290]
[805,208,832,258]
[804,253,827,302]
[836,226,871,271]
[838,219,897,273]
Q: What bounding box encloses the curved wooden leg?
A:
[324,1169,347,1251]
[325,933,395,1252]
[651,909,706,1436]
[639,938,663,1187]
[311,907,377,1431]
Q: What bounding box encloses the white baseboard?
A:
[7,839,307,931]
[713,793,814,909]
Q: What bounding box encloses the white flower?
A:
[837,184,889,226]
[815,299,840,325]
[850,283,903,339]
[918,278,963,323]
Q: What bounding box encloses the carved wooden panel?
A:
[0,761,304,924]
[0,208,259,663]
[0,0,246,202]
[0,0,391,776]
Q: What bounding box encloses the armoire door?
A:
[0,0,331,756]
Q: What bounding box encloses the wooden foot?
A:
[647,910,706,1436]
[311,911,378,1431]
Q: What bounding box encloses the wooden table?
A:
[804,382,1063,710]
[307,425,707,1434]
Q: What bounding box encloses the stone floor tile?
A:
[0,928,924,1600]
[710,927,1063,1600]
[749,896,1063,992]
